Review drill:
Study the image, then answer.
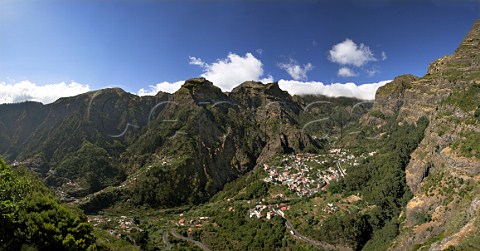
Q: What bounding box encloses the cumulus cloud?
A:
[338,67,357,77]
[188,56,207,67]
[137,80,184,95]
[138,78,390,100]
[278,59,313,81]
[329,39,376,67]
[139,52,274,95]
[0,80,90,104]
[191,52,273,91]
[138,52,389,100]
[278,79,391,100]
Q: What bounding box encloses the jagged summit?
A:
[181,77,214,88]
[231,80,265,91]
[428,19,480,75]
[175,77,229,104]
[454,19,480,57]
[229,81,297,109]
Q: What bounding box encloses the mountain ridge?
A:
[0,77,365,208]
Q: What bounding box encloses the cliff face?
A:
[363,19,480,250]
[1,88,161,197]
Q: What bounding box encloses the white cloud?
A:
[329,39,376,67]
[256,49,263,55]
[138,77,389,100]
[139,52,273,95]
[381,51,387,61]
[338,67,357,77]
[192,52,272,91]
[137,78,388,100]
[278,79,391,100]
[0,80,90,104]
[278,59,313,81]
[137,80,184,95]
[188,56,207,67]
[138,51,387,100]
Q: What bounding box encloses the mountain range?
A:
[0,77,368,208]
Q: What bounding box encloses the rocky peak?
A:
[366,19,480,127]
[362,74,419,125]
[230,81,269,109]
[181,77,214,89]
[264,82,292,102]
[175,77,229,104]
[230,81,299,112]
[427,19,480,75]
[376,74,418,98]
[232,80,265,90]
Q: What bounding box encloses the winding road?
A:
[170,228,211,251]
[162,231,172,250]
[281,213,352,251]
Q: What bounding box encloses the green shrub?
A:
[0,159,96,250]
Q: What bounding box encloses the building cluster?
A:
[177,214,209,232]
[88,215,143,240]
[262,150,376,197]
[248,203,289,220]
[321,203,339,214]
[328,149,376,166]
[262,153,343,197]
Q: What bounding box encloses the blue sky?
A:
[0,0,479,103]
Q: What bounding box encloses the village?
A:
[176,214,210,233]
[262,149,376,197]
[248,149,376,221]
[247,202,289,220]
[87,215,144,242]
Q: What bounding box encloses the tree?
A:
[0,158,97,250]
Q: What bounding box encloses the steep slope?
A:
[0,101,48,160]
[230,81,319,163]
[116,78,267,207]
[363,19,480,250]
[81,78,338,211]
[0,88,162,198]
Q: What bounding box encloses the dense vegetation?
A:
[52,141,125,196]
[84,108,429,250]
[120,116,429,251]
[329,116,429,250]
[441,83,480,112]
[0,158,97,250]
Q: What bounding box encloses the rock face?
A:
[362,74,419,126]
[1,88,161,198]
[428,19,480,75]
[363,19,480,250]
